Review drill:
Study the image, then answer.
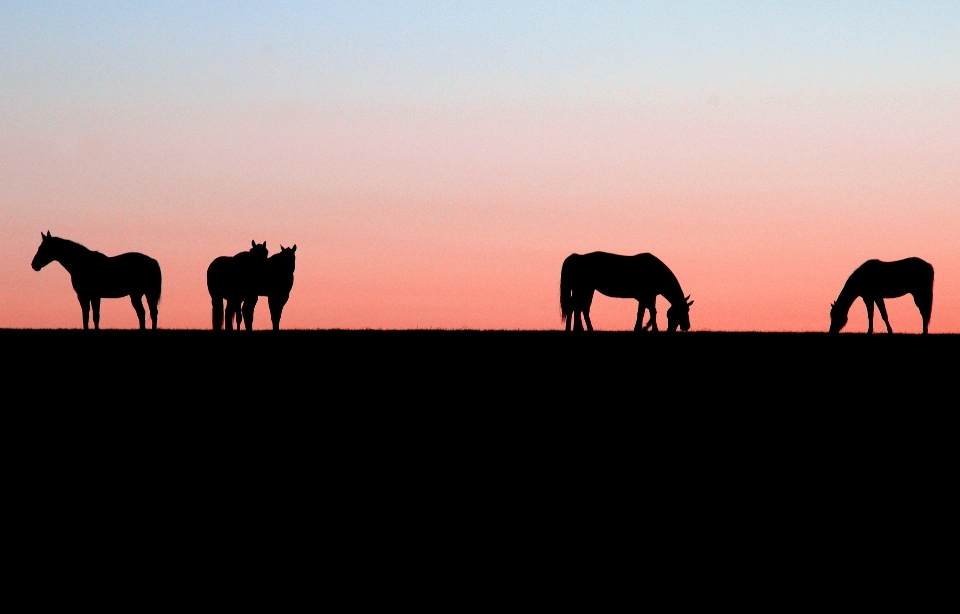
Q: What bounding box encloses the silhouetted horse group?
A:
[207,241,297,330]
[31,233,935,334]
[31,233,296,330]
[560,251,934,334]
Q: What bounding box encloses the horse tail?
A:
[560,254,578,328]
[152,258,162,305]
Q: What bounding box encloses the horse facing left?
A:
[31,232,162,330]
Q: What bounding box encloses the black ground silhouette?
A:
[6,329,954,591]
[7,329,954,408]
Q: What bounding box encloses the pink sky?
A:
[2,93,957,332]
[1,4,957,332]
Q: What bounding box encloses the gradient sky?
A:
[2,1,957,331]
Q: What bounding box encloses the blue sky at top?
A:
[2,1,958,117]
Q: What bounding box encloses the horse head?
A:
[666,295,694,332]
[275,244,297,273]
[828,301,846,334]
[250,240,269,260]
[31,231,55,271]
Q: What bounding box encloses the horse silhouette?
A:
[560,252,693,332]
[31,231,162,330]
[238,245,296,330]
[830,258,934,334]
[207,241,268,330]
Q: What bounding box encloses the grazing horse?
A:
[207,241,268,330]
[238,245,296,331]
[560,252,693,332]
[829,258,934,334]
[31,231,162,329]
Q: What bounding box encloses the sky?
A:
[1,1,957,331]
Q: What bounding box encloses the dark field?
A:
[5,329,956,445]
[6,328,956,399]
[5,329,955,591]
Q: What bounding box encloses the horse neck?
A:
[270,255,294,276]
[835,281,860,314]
[659,268,686,308]
[51,240,92,276]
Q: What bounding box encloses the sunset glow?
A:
[2,2,957,331]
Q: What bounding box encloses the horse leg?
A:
[648,303,658,332]
[80,297,90,330]
[131,294,147,330]
[212,298,223,330]
[91,298,101,330]
[875,298,893,334]
[582,289,595,331]
[225,300,236,331]
[147,292,159,330]
[865,298,875,334]
[269,294,288,331]
[242,296,258,331]
[913,290,932,335]
[634,301,645,332]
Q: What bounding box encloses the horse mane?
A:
[655,258,686,308]
[268,250,296,274]
[49,236,99,259]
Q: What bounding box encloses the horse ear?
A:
[292,244,296,252]
[687,300,694,307]
[41,232,46,241]
[252,240,256,248]
[280,244,285,250]
[46,230,51,238]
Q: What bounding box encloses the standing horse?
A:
[31,231,162,330]
[829,258,934,334]
[207,241,268,330]
[560,252,693,332]
[239,245,296,331]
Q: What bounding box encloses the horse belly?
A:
[594,282,639,300]
[876,281,911,299]
[97,282,133,299]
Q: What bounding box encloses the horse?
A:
[238,245,296,331]
[560,252,693,332]
[206,241,268,330]
[31,231,162,330]
[829,258,934,334]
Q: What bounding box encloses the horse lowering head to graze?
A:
[667,296,694,332]
[560,252,693,332]
[829,258,934,334]
[32,231,162,330]
[828,301,848,334]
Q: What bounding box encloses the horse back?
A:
[572,252,669,298]
[855,258,934,297]
[85,252,160,298]
[208,252,264,299]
